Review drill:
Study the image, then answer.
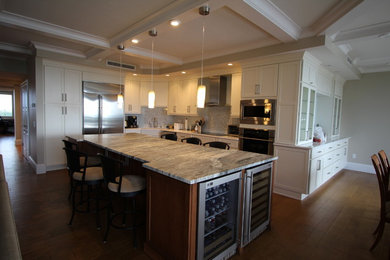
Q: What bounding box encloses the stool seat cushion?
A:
[108,175,145,193]
[73,167,103,181]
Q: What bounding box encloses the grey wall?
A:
[341,71,390,166]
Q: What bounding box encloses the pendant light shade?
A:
[197,5,209,108]
[148,28,157,109]
[148,90,155,109]
[117,44,124,107]
[197,85,206,108]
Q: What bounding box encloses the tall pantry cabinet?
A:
[44,65,82,170]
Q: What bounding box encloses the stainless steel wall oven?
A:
[240,99,276,125]
[239,128,275,155]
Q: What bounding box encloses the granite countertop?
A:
[69,133,276,184]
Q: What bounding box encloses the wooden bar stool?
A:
[160,133,177,141]
[99,154,146,247]
[181,137,202,145]
[203,141,230,150]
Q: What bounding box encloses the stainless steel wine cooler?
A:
[197,172,241,260]
[241,162,272,247]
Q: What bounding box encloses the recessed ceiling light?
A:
[165,74,170,77]
[170,20,181,27]
[133,73,137,76]
[227,63,233,66]
[181,71,186,74]
[131,39,139,44]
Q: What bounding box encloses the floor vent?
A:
[106,60,136,71]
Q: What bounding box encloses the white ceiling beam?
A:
[0,41,33,55]
[0,11,110,49]
[303,0,363,37]
[228,0,301,42]
[124,46,183,65]
[332,21,390,44]
[109,0,208,47]
[31,41,86,58]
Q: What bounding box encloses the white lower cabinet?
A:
[274,138,349,200]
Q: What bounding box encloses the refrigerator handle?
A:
[98,95,103,134]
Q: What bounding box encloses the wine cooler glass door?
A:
[197,172,241,260]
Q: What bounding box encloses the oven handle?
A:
[239,136,274,142]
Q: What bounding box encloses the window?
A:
[0,93,13,117]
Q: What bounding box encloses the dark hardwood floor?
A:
[1,135,389,259]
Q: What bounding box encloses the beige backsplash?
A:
[126,106,239,134]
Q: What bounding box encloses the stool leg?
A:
[103,197,112,243]
[68,181,76,225]
[95,184,101,230]
[132,198,137,248]
[371,220,385,251]
[122,198,128,226]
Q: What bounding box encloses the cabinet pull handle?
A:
[64,93,67,102]
[317,160,321,171]
[61,93,64,102]
[65,106,67,115]
[61,106,64,115]
[255,84,261,95]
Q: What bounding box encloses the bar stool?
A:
[160,132,177,141]
[99,154,146,246]
[181,137,202,145]
[63,147,104,229]
[63,139,101,200]
[203,141,230,150]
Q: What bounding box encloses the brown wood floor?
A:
[1,135,389,259]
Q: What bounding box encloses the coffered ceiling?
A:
[0,0,389,80]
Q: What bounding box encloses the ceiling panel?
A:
[270,0,339,28]
[3,0,175,38]
[135,6,279,62]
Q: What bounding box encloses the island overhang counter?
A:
[68,133,277,259]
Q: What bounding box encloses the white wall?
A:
[342,71,390,172]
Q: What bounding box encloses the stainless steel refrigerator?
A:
[82,81,124,134]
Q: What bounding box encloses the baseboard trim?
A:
[28,156,46,174]
[345,162,375,174]
[273,187,306,200]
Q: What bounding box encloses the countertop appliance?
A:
[82,81,123,134]
[126,116,138,128]
[197,171,241,260]
[240,99,276,125]
[241,162,272,247]
[239,128,275,155]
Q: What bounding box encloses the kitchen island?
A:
[68,133,277,259]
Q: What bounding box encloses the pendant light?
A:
[197,5,210,108]
[117,44,124,106]
[148,28,157,109]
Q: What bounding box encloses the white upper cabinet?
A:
[301,59,318,87]
[230,73,242,117]
[241,64,278,98]
[124,78,141,114]
[316,67,333,96]
[167,78,198,116]
[139,81,169,107]
[168,80,179,114]
[298,84,316,144]
[334,75,345,98]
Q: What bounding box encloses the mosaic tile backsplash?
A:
[126,106,238,134]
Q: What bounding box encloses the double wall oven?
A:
[239,99,276,155]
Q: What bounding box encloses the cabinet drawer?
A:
[312,146,326,159]
[323,153,334,169]
[322,164,334,182]
[333,160,343,175]
[333,148,344,161]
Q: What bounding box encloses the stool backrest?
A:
[181,137,202,145]
[203,141,230,150]
[372,154,386,215]
[160,133,177,141]
[99,154,123,190]
[63,147,83,172]
[62,139,78,151]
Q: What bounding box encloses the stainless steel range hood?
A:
[198,75,230,106]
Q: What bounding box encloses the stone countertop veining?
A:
[69,133,276,184]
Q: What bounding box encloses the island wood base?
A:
[144,169,198,259]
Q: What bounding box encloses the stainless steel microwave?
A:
[240,99,276,125]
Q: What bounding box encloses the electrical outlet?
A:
[352,153,357,159]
